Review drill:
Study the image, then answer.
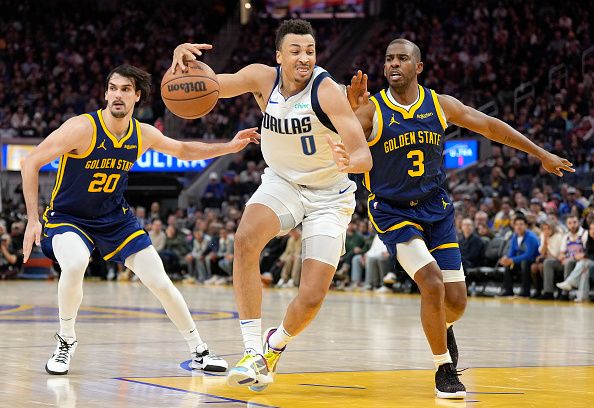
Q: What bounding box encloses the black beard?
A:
[110,107,126,118]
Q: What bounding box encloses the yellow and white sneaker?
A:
[249,327,285,392]
[227,352,272,387]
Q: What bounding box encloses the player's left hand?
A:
[347,70,370,110]
[326,135,350,172]
[540,152,574,177]
[171,43,214,74]
[228,127,260,153]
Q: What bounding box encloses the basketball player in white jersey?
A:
[172,19,372,390]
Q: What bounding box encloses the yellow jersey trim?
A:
[135,119,143,160]
[367,194,424,234]
[45,223,94,244]
[49,156,68,210]
[97,109,134,148]
[379,85,425,119]
[103,230,146,261]
[66,114,97,159]
[429,242,459,253]
[430,90,447,130]
[363,172,371,192]
[367,96,383,147]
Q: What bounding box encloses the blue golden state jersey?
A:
[48,109,142,218]
[363,85,448,205]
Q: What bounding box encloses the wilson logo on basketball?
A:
[167,81,207,93]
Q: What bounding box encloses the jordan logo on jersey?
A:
[389,114,400,126]
[442,197,450,210]
[98,140,107,150]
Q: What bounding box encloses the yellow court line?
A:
[0,305,34,314]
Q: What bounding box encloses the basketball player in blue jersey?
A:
[349,39,574,399]
[171,19,372,390]
[20,64,260,375]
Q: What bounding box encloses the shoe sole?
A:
[45,363,68,375]
[249,327,280,392]
[227,367,258,387]
[189,361,228,372]
[435,389,466,399]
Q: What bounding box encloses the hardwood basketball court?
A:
[1,280,593,407]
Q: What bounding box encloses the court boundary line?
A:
[115,377,279,408]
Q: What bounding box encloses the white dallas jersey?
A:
[261,66,349,189]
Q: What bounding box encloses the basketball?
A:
[160,60,219,119]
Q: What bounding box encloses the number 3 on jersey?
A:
[407,150,425,177]
[301,135,317,155]
[88,172,121,193]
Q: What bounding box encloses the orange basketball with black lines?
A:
[161,60,219,119]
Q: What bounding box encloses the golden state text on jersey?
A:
[48,109,142,218]
[363,85,448,205]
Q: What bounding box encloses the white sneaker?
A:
[284,279,295,288]
[275,279,286,288]
[556,281,573,291]
[375,286,392,294]
[204,276,218,285]
[383,272,397,285]
[189,343,228,372]
[45,334,77,375]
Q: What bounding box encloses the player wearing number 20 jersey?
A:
[41,109,151,264]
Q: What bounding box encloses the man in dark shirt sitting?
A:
[458,218,485,271]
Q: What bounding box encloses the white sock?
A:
[268,321,293,350]
[240,318,263,355]
[59,317,76,339]
[182,326,205,353]
[446,322,453,329]
[433,351,453,369]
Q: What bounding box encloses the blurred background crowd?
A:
[1,0,593,302]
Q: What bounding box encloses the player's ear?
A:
[135,90,141,103]
[275,50,282,65]
[416,62,424,75]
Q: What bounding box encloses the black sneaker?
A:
[447,326,458,368]
[435,363,466,399]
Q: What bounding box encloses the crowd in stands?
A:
[1,1,594,301]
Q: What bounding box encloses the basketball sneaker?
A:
[45,334,77,375]
[249,327,285,392]
[435,362,466,399]
[190,344,228,372]
[447,326,458,368]
[227,352,272,388]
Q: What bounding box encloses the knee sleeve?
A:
[248,192,297,235]
[53,232,90,275]
[302,234,345,268]
[396,237,435,279]
[125,246,171,290]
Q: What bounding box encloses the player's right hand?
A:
[23,219,42,263]
[227,127,261,153]
[347,70,369,110]
[171,43,213,74]
[540,152,574,177]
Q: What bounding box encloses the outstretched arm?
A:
[318,78,372,173]
[170,43,275,100]
[438,94,574,177]
[141,124,260,161]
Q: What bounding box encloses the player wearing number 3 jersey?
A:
[20,64,260,376]
[171,19,372,391]
[351,38,574,399]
